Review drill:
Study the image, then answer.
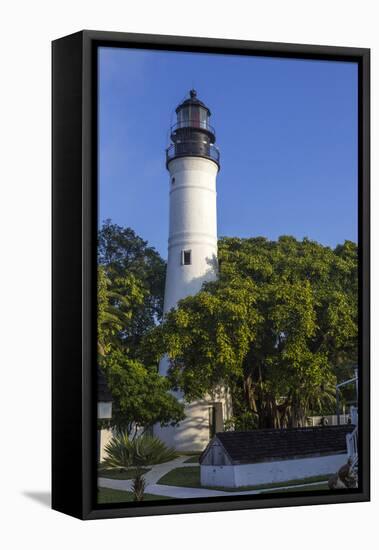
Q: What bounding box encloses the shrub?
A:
[103,433,178,468]
[132,468,146,501]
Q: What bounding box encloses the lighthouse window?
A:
[182,249,192,265]
[199,107,208,129]
[178,106,190,128]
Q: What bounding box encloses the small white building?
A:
[199,425,354,488]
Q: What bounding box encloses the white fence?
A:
[346,427,358,468]
[308,406,358,427]
[307,414,350,427]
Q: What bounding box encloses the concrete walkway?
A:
[143,456,194,485]
[98,456,195,494]
[98,457,328,499]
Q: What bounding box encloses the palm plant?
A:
[97,266,145,357]
[103,433,178,469]
[286,375,336,427]
[131,468,147,501]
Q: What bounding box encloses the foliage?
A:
[101,349,184,435]
[99,219,166,331]
[103,433,178,469]
[97,487,170,503]
[131,468,146,501]
[98,265,146,356]
[144,236,358,428]
[98,220,184,432]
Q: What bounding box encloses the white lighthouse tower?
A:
[155,90,231,452]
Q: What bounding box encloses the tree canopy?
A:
[98,221,184,434]
[143,236,358,429]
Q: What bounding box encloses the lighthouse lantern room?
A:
[166,89,220,168]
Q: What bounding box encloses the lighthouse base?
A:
[154,389,232,453]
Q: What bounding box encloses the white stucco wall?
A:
[201,453,348,487]
[155,386,232,452]
[162,156,218,313]
[98,428,113,463]
[155,398,216,452]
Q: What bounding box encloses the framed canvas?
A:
[52,30,370,520]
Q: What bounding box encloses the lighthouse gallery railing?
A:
[170,120,216,134]
[166,142,220,165]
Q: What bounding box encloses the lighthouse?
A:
[155,90,232,452]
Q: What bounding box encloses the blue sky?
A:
[99,47,358,259]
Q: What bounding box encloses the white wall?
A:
[201,453,348,488]
[98,428,113,462]
[308,414,350,426]
[163,156,218,313]
[155,398,215,452]
[154,386,232,452]
[201,464,236,487]
[3,2,377,549]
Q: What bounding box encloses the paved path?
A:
[98,456,195,494]
[98,457,328,499]
[143,456,193,485]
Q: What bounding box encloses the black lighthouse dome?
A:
[166,90,220,169]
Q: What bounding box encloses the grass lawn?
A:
[183,455,200,464]
[178,451,201,456]
[157,466,332,492]
[158,466,200,488]
[97,487,172,504]
[269,482,329,493]
[98,467,150,480]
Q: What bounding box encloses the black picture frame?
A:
[52,30,370,520]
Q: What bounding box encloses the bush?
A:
[103,433,178,468]
[132,468,146,501]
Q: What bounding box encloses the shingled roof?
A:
[201,425,354,465]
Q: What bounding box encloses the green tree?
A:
[98,265,146,356]
[98,221,184,433]
[102,349,184,436]
[99,220,166,336]
[144,236,358,429]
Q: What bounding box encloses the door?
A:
[209,406,216,439]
